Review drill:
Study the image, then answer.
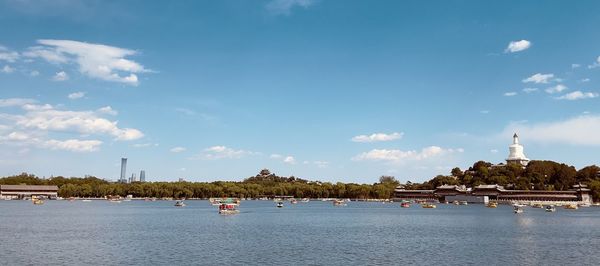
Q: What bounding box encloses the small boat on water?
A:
[219,203,240,215]
[82,199,92,202]
[32,197,44,205]
[564,204,578,210]
[333,199,347,206]
[579,203,591,208]
[300,198,310,203]
[422,203,437,209]
[514,206,524,214]
[276,202,284,208]
[400,202,410,208]
[453,201,459,205]
[107,195,122,203]
[532,203,544,208]
[545,205,556,212]
[174,200,186,207]
[290,199,298,204]
[486,202,498,208]
[459,201,468,205]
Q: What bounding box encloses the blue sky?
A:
[1,0,600,183]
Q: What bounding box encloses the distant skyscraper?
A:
[120,158,127,183]
[140,170,146,182]
[130,173,136,183]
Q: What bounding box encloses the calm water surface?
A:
[1,200,599,265]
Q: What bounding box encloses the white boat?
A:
[82,199,92,202]
[459,201,468,205]
[174,200,186,207]
[333,199,347,206]
[514,206,524,214]
[277,202,284,208]
[579,203,591,208]
[545,205,556,212]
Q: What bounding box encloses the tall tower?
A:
[506,133,530,166]
[120,158,127,183]
[140,170,146,182]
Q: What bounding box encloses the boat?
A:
[422,203,437,208]
[290,199,298,204]
[300,198,310,203]
[545,205,556,212]
[276,202,284,208]
[333,199,347,206]
[174,200,186,207]
[593,202,600,207]
[400,202,410,208]
[82,199,92,202]
[459,201,468,205]
[218,203,240,215]
[564,204,578,210]
[32,197,44,205]
[453,201,459,205]
[532,203,544,208]
[579,203,591,208]
[514,206,524,214]
[486,202,498,208]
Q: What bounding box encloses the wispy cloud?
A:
[25,39,149,85]
[170,146,186,153]
[502,115,600,145]
[572,63,581,69]
[97,106,118,116]
[132,143,158,148]
[68,91,85,100]
[0,46,19,62]
[545,84,567,94]
[505,40,531,53]
[352,146,463,162]
[504,92,517,96]
[555,91,598,101]
[522,73,554,84]
[1,65,15,73]
[283,156,296,164]
[351,132,403,143]
[522,88,539,93]
[588,56,600,69]
[52,71,68,81]
[198,146,256,160]
[266,0,315,16]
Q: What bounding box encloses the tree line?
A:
[1,161,599,201]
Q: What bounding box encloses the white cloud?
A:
[522,73,554,84]
[352,132,404,143]
[2,103,143,141]
[580,78,590,83]
[29,70,39,76]
[132,143,158,148]
[572,63,581,69]
[522,88,539,93]
[43,139,102,152]
[283,156,296,164]
[502,115,600,146]
[170,146,186,153]
[200,146,255,160]
[1,65,14,73]
[480,110,490,114]
[0,98,36,107]
[588,56,600,69]
[505,40,531,53]
[545,84,567,94]
[490,149,498,154]
[52,71,68,81]
[97,106,118,115]
[504,92,517,96]
[556,91,598,101]
[266,0,315,15]
[26,39,148,85]
[270,154,283,159]
[313,161,329,168]
[68,91,85,99]
[352,146,463,162]
[0,46,19,62]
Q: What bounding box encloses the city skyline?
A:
[1,1,600,183]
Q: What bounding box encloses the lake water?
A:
[1,200,599,265]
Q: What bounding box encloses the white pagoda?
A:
[506,133,529,166]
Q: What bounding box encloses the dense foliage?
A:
[2,161,599,201]
[403,161,600,201]
[0,171,399,200]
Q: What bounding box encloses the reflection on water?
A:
[1,201,599,265]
